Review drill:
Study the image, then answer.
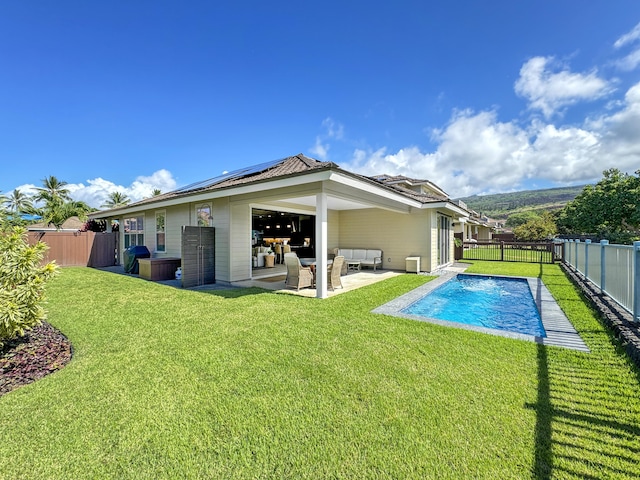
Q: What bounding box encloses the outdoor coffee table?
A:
[346,260,361,272]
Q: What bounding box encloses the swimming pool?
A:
[372,271,589,351]
[401,274,546,337]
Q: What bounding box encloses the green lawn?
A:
[1,263,639,479]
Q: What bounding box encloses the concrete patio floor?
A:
[233,268,404,297]
[97,264,405,297]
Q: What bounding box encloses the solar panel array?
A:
[174,157,285,194]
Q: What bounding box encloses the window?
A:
[196,204,212,227]
[124,216,144,249]
[156,211,166,252]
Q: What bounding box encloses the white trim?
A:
[155,210,166,253]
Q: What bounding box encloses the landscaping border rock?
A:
[561,262,640,368]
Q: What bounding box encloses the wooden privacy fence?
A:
[27,231,119,267]
[457,241,563,264]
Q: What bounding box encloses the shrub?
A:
[0,227,58,347]
[81,218,107,232]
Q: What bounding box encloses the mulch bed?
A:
[0,322,73,397]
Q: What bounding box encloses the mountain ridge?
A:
[456,184,587,219]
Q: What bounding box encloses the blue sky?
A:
[1,1,640,207]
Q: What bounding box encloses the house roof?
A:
[94,153,457,216]
[368,175,448,203]
[28,215,85,231]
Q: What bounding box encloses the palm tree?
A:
[152,188,162,197]
[34,176,71,204]
[5,189,33,214]
[101,191,131,209]
[40,200,93,230]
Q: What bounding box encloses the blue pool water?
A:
[402,274,546,337]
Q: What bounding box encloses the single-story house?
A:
[90,154,470,298]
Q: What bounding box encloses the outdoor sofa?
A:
[334,248,383,273]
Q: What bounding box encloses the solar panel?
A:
[174,157,285,193]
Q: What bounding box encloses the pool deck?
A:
[373,269,590,352]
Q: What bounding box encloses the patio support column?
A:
[315,192,328,299]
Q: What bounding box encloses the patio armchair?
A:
[327,255,344,291]
[284,253,314,290]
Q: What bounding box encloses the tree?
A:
[0,226,58,347]
[151,188,162,197]
[34,175,71,204]
[29,176,94,230]
[101,191,130,209]
[506,211,539,228]
[513,212,558,241]
[558,169,640,244]
[5,189,34,215]
[39,200,92,230]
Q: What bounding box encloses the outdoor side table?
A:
[347,260,361,272]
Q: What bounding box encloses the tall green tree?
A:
[4,189,33,215]
[558,169,640,244]
[513,211,558,241]
[40,200,92,230]
[34,175,71,204]
[29,176,93,230]
[151,188,162,197]
[506,211,539,228]
[101,191,131,209]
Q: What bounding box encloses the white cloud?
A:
[310,137,329,160]
[614,22,640,49]
[65,169,177,208]
[514,56,613,118]
[613,23,640,71]
[341,80,640,197]
[321,117,344,139]
[309,117,345,160]
[615,48,640,71]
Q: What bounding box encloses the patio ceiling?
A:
[268,194,374,212]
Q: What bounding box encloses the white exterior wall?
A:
[210,198,231,283]
[160,204,190,258]
[337,208,432,271]
[229,202,250,282]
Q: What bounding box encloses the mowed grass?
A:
[0,263,639,479]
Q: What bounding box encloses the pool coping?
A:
[372,272,590,352]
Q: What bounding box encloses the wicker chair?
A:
[284,253,314,290]
[282,244,291,263]
[327,256,344,291]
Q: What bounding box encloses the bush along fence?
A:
[457,241,562,264]
[562,239,640,323]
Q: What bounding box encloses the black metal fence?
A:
[459,241,563,264]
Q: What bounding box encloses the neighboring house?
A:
[452,201,494,241]
[89,154,469,298]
